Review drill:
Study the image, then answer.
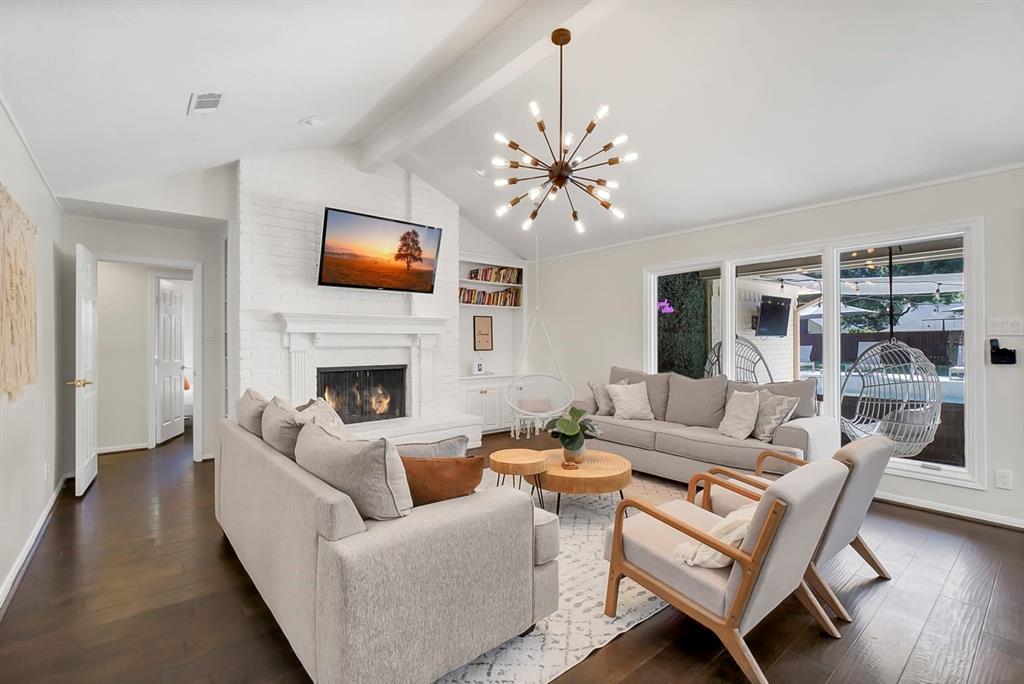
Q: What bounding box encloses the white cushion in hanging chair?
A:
[505,374,574,418]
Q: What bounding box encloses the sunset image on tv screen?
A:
[318,209,442,293]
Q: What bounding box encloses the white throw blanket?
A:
[673,503,758,569]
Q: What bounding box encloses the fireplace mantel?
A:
[276,312,448,338]
[276,312,449,420]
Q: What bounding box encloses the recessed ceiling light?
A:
[473,166,489,178]
[298,115,325,127]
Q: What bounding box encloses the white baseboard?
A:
[0,477,65,615]
[98,443,148,455]
[875,490,1024,530]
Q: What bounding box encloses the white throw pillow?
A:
[674,503,758,568]
[752,390,801,441]
[605,381,655,420]
[718,390,760,440]
[589,378,628,415]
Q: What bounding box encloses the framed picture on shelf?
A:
[473,315,493,351]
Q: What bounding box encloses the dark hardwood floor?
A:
[1,429,1021,683]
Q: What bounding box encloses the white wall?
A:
[0,99,64,603]
[460,216,521,260]
[95,263,191,452]
[530,168,1024,526]
[61,217,225,460]
[233,147,460,413]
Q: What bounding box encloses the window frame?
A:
[643,217,986,490]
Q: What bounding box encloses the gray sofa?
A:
[575,367,840,484]
[216,418,559,683]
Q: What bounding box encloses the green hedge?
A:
[657,272,707,378]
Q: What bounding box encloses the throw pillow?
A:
[399,455,485,506]
[236,388,268,436]
[727,378,817,418]
[295,419,413,520]
[609,367,671,420]
[261,396,309,459]
[665,374,728,427]
[752,390,801,441]
[674,503,758,568]
[300,397,351,440]
[605,381,655,420]
[395,435,469,459]
[589,378,628,415]
[718,390,760,440]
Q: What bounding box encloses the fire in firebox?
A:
[317,365,406,424]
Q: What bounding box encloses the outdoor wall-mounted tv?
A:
[318,207,442,294]
[755,295,791,336]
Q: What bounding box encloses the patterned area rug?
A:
[438,471,687,683]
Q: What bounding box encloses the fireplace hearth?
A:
[317,365,406,424]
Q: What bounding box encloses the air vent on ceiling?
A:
[186,92,223,116]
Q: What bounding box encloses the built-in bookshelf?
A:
[458,263,524,308]
[458,252,528,379]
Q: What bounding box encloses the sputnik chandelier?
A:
[490,27,636,234]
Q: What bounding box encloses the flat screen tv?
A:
[755,295,791,336]
[318,207,442,294]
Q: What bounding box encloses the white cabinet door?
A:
[463,386,485,421]
[479,385,501,431]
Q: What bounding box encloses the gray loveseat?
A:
[574,367,840,484]
[216,418,559,683]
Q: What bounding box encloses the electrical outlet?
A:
[995,469,1013,490]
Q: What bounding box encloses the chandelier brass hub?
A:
[549,160,572,188]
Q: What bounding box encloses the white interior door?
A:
[156,279,185,443]
[73,244,98,497]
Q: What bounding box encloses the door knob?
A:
[66,378,93,388]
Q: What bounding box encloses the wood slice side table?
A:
[539,449,632,514]
[489,448,549,507]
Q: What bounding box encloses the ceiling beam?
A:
[355,0,621,172]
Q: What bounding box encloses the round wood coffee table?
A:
[539,449,632,514]
[489,448,549,507]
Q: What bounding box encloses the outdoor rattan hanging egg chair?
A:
[703,336,775,384]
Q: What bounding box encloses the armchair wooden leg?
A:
[850,535,890,580]
[719,628,769,684]
[805,563,852,622]
[794,580,841,639]
[604,571,623,618]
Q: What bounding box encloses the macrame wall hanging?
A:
[0,183,38,398]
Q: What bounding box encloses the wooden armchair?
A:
[605,459,849,684]
[692,436,895,624]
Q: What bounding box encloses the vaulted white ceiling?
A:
[1,1,1021,258]
[0,0,523,192]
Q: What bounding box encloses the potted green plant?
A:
[546,406,602,466]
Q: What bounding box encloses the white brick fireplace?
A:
[232,147,482,445]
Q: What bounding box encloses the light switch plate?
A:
[987,317,1024,337]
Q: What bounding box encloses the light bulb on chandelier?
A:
[488,27,636,236]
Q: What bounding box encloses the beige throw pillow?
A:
[295,418,412,520]
[752,390,801,441]
[665,374,728,427]
[261,396,346,459]
[606,381,655,420]
[589,378,628,415]
[236,388,268,436]
[674,503,758,568]
[718,390,760,440]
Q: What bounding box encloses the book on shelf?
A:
[465,266,522,284]
[458,286,522,307]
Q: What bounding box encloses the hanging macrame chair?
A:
[840,247,942,458]
[505,232,574,439]
[704,336,775,384]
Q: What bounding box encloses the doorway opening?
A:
[73,245,205,497]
